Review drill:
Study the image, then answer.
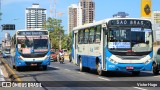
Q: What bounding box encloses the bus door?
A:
[102,25,107,70]
[74,32,78,65]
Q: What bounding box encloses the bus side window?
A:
[89,27,95,44]
[84,28,89,44]
[95,25,101,43]
[78,30,84,44]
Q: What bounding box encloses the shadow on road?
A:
[74,68,158,77]
[14,66,60,72]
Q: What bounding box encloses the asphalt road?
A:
[1,57,160,90]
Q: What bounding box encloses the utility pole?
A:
[53,0,57,18]
[59,30,61,50]
[49,0,54,18]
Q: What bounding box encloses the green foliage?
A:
[43,17,72,50]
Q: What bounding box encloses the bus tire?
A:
[132,71,140,76]
[79,58,84,72]
[96,62,103,76]
[12,65,15,69]
[152,63,159,75]
[43,66,47,70]
[15,66,21,71]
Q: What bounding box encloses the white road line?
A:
[133,87,148,90]
[64,69,71,71]
[153,75,160,77]
[55,67,59,68]
[98,77,110,81]
[78,72,85,75]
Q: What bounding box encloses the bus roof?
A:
[72,18,151,31]
[16,29,48,32]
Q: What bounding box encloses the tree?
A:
[43,17,73,51]
[43,17,64,50]
[61,33,72,51]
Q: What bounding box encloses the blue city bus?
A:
[11,30,51,71]
[71,18,153,76]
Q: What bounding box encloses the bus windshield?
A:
[17,37,48,55]
[108,27,152,53]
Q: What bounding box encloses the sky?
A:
[0,0,160,42]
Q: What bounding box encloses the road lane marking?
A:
[78,72,86,75]
[98,77,111,81]
[50,66,59,69]
[153,75,160,77]
[64,69,71,71]
[54,67,59,69]
[133,87,148,90]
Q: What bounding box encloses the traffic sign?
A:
[1,24,15,30]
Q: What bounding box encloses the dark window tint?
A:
[95,25,101,43]
[89,27,95,44]
[84,29,89,44]
[51,52,55,54]
[157,49,160,55]
[78,30,84,44]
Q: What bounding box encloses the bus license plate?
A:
[31,64,37,66]
[126,66,134,70]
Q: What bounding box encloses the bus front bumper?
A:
[106,61,153,71]
[15,59,50,67]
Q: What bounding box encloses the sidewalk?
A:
[153,45,160,56]
[0,62,5,81]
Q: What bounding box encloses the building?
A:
[151,11,160,42]
[25,3,46,30]
[68,4,78,34]
[152,11,160,24]
[78,0,95,26]
[113,12,129,18]
[68,0,95,34]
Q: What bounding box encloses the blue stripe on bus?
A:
[106,48,112,58]
[149,51,153,58]
[76,53,153,71]
[77,54,98,69]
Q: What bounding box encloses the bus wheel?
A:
[12,65,15,69]
[152,63,159,75]
[96,62,103,76]
[132,71,140,76]
[79,58,84,72]
[43,66,47,70]
[15,66,21,71]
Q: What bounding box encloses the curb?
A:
[0,58,22,82]
[0,66,5,81]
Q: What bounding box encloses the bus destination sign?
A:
[108,19,151,27]
[17,31,48,36]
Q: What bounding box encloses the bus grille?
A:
[25,62,42,66]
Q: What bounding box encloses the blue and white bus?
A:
[11,30,51,71]
[72,18,153,76]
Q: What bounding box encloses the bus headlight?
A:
[109,58,117,64]
[144,58,152,64]
[45,56,50,60]
[18,56,23,60]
